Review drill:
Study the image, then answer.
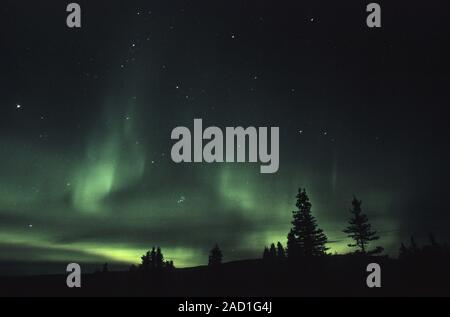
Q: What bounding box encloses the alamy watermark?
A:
[66,3,81,28]
[170,119,279,174]
[65,3,381,30]
[66,263,81,288]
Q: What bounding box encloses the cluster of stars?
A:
[297,129,335,142]
[177,195,186,204]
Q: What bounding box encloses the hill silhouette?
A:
[1,254,449,297]
[1,189,449,297]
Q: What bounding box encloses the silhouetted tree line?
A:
[263,242,285,262]
[399,235,450,260]
[129,246,175,272]
[262,187,450,263]
[128,188,449,274]
[264,188,384,260]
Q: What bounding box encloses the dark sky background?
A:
[0,0,449,275]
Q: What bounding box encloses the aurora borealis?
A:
[1,1,449,274]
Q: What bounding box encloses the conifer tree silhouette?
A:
[156,247,164,269]
[289,188,328,257]
[140,246,169,271]
[262,246,270,260]
[165,260,175,270]
[410,236,420,254]
[343,196,383,255]
[129,264,138,272]
[141,250,152,271]
[269,243,277,258]
[286,228,297,259]
[399,243,410,259]
[208,244,223,266]
[429,233,439,248]
[150,247,157,269]
[277,242,286,259]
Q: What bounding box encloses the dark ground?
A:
[0,256,449,297]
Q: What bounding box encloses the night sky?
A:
[1,0,449,274]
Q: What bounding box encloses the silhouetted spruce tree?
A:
[269,243,277,258]
[140,247,170,271]
[150,247,157,269]
[399,243,410,259]
[343,197,383,255]
[277,242,286,259]
[289,188,328,257]
[156,247,164,269]
[286,229,297,259]
[429,233,439,248]
[262,246,270,260]
[102,263,109,273]
[410,236,420,254]
[165,260,175,270]
[129,264,138,272]
[423,234,443,257]
[141,250,152,271]
[208,244,223,266]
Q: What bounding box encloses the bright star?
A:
[177,196,186,204]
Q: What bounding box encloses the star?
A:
[16,104,22,109]
[177,196,186,204]
[28,224,33,229]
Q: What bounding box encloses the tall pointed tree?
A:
[150,246,157,268]
[286,229,297,259]
[410,236,420,254]
[141,251,151,271]
[343,196,383,255]
[156,247,164,269]
[290,188,328,257]
[399,242,409,259]
[208,244,223,266]
[269,243,277,258]
[277,242,286,259]
[262,246,270,260]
